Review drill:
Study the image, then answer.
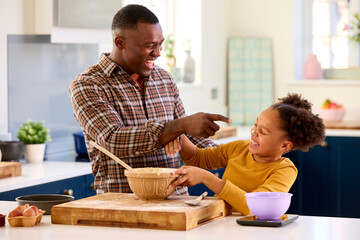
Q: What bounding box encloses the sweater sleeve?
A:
[182,140,244,170]
[218,162,298,215]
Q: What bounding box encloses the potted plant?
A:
[164,34,180,83]
[164,34,176,69]
[17,119,51,163]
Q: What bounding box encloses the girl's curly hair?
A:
[272,93,325,152]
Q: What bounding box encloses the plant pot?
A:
[24,143,46,163]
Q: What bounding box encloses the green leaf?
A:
[17,119,51,144]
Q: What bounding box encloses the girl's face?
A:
[249,108,292,163]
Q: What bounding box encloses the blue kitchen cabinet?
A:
[286,136,360,218]
[188,168,225,196]
[0,174,96,201]
[178,155,226,196]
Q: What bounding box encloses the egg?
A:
[15,205,25,214]
[22,207,36,217]
[30,206,39,214]
[8,209,22,218]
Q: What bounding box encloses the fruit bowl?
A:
[245,192,293,219]
[319,108,346,122]
[125,168,179,200]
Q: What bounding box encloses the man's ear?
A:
[281,140,293,153]
[114,36,126,49]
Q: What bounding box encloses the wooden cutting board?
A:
[324,121,360,129]
[51,192,232,231]
[0,162,21,179]
[210,126,237,140]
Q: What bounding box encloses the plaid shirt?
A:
[70,53,218,194]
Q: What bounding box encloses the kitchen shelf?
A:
[288,79,360,85]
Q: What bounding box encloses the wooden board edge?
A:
[184,200,232,230]
[51,207,189,230]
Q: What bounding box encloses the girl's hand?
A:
[169,166,208,188]
[164,135,183,157]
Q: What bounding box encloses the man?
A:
[69,4,230,194]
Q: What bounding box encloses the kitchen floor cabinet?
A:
[286,136,360,218]
[188,168,225,196]
[0,174,96,201]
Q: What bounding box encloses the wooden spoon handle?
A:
[89,141,134,171]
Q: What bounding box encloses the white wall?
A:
[0,0,53,139]
[179,0,231,117]
[0,0,34,138]
[228,0,360,121]
[1,0,359,138]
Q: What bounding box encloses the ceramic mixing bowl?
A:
[125,168,179,200]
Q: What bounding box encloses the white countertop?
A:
[216,126,360,144]
[0,126,359,194]
[325,128,360,137]
[0,201,359,240]
[0,161,92,193]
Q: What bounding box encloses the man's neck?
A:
[130,73,144,92]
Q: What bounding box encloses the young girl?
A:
[166,93,325,215]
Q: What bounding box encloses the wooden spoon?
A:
[89,141,134,172]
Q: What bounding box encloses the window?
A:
[123,0,201,84]
[297,0,360,78]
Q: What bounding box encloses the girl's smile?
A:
[249,108,293,163]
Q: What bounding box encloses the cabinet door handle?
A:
[63,189,73,196]
[320,141,328,148]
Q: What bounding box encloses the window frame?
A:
[296,0,360,80]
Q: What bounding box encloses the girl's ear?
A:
[281,140,293,152]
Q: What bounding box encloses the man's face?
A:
[119,22,164,77]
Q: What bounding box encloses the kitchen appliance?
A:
[51,192,231,231]
[236,214,298,227]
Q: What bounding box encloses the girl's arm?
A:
[169,166,226,195]
[164,134,197,160]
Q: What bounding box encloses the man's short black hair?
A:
[112,4,159,30]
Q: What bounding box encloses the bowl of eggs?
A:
[125,168,179,200]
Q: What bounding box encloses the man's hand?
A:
[159,112,231,146]
[181,112,232,138]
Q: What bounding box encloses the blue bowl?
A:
[72,131,88,155]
